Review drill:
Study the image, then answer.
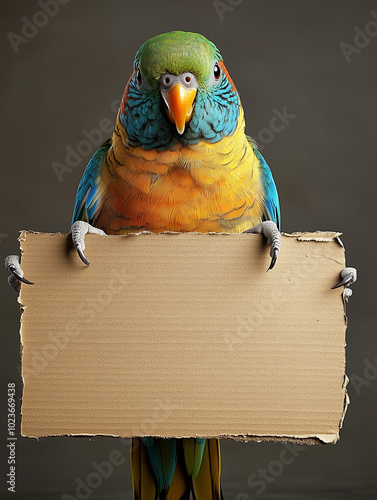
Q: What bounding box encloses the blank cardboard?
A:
[18,231,348,443]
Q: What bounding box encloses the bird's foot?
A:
[71,220,106,266]
[331,267,357,303]
[244,220,280,271]
[5,254,34,292]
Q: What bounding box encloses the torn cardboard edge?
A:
[283,231,343,242]
[18,229,344,241]
[18,230,349,444]
[29,434,338,445]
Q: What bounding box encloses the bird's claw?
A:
[331,267,357,289]
[342,288,353,303]
[268,247,279,271]
[5,254,34,292]
[5,221,106,291]
[332,267,357,305]
[70,220,106,266]
[244,220,281,271]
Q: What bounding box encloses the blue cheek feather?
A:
[120,76,240,149]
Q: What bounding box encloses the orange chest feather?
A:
[96,120,265,234]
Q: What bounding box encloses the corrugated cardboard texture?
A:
[18,231,347,443]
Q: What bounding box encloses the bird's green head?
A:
[120,31,240,148]
[134,31,222,84]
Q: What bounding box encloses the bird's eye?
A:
[136,67,143,86]
[213,63,221,80]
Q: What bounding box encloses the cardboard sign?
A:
[18,231,348,443]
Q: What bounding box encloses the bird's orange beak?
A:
[161,83,197,135]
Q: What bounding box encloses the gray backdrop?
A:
[1,1,376,498]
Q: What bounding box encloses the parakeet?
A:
[69,30,282,500]
[71,31,280,247]
[71,30,281,500]
[4,30,358,499]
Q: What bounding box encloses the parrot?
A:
[5,30,357,499]
[72,30,281,500]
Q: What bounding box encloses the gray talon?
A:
[77,248,90,266]
[268,247,279,271]
[244,221,281,271]
[331,267,357,290]
[5,254,34,290]
[70,220,106,266]
[9,270,34,285]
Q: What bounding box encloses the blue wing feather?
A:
[252,146,281,230]
[71,139,111,225]
[143,437,178,490]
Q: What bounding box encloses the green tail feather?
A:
[192,439,223,500]
[132,438,223,499]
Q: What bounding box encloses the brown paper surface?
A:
[18,231,348,443]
